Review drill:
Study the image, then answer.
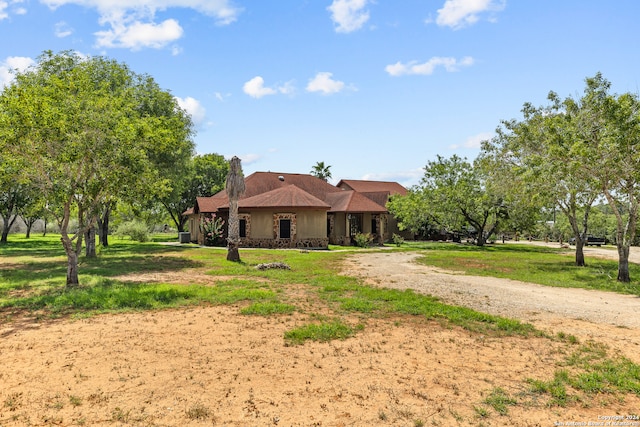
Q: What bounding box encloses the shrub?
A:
[392,233,405,246]
[115,220,149,242]
[201,214,225,246]
[354,232,374,248]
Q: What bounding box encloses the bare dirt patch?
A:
[1,250,639,426]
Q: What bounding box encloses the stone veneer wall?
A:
[239,237,328,249]
[235,212,328,248]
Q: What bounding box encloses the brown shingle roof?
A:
[187,172,394,215]
[336,179,408,196]
[238,184,331,209]
[195,196,227,214]
[325,190,387,213]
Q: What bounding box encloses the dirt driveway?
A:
[342,245,640,362]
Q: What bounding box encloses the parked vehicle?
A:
[568,236,606,247]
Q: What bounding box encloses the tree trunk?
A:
[227,241,240,262]
[177,217,188,233]
[97,205,111,247]
[85,227,97,258]
[575,240,586,267]
[0,215,18,244]
[1,224,9,244]
[25,223,32,239]
[43,217,48,237]
[226,199,241,262]
[617,244,631,283]
[225,156,245,262]
[61,234,80,287]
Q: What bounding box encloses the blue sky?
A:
[1,0,639,187]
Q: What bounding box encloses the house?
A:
[186,172,408,248]
[336,179,412,241]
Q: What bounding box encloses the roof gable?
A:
[238,184,330,209]
[194,196,227,214]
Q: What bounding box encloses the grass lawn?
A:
[0,234,535,338]
[406,241,640,296]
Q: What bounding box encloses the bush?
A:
[201,214,225,246]
[116,220,149,242]
[354,232,374,248]
[392,233,405,246]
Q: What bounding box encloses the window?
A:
[349,214,363,236]
[279,219,291,239]
[239,219,247,238]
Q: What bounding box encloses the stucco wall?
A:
[295,210,326,239]
[333,212,347,237]
[246,211,273,239]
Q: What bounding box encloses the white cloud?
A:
[0,2,8,20]
[0,56,35,88]
[385,56,474,76]
[435,0,505,29]
[39,0,241,50]
[327,0,369,33]
[54,21,74,37]
[242,76,294,99]
[175,96,206,128]
[242,76,276,99]
[1,0,26,20]
[449,132,493,150]
[306,72,347,95]
[95,18,183,49]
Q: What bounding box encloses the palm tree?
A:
[310,161,332,182]
[225,156,245,262]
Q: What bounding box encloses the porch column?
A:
[345,214,350,245]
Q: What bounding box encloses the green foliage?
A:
[116,220,150,242]
[483,73,640,279]
[161,153,229,232]
[310,161,332,181]
[353,232,374,248]
[387,190,436,237]
[392,155,508,245]
[1,50,194,285]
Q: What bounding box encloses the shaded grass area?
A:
[408,242,640,295]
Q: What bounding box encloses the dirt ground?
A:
[1,245,639,426]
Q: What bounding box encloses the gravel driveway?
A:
[342,246,640,360]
